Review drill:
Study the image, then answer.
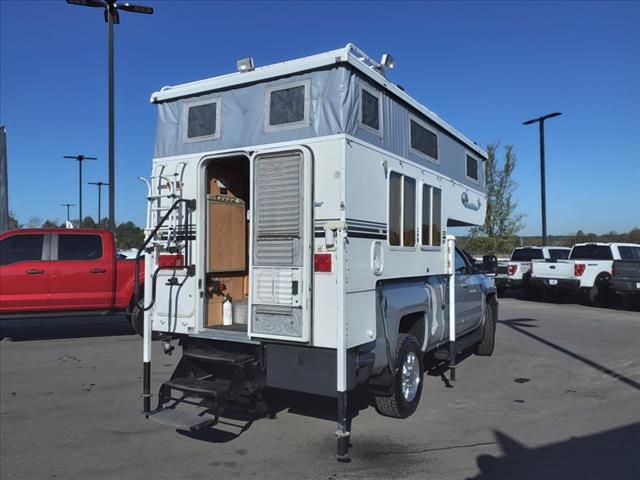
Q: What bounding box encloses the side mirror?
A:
[482,255,498,274]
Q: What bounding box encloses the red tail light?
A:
[158,254,184,268]
[574,263,586,277]
[314,253,332,273]
[507,265,517,276]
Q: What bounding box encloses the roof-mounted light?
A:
[237,57,255,73]
[380,53,395,70]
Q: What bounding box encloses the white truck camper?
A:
[136,44,497,461]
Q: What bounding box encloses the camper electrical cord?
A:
[376,285,397,375]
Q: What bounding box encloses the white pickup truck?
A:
[495,246,570,295]
[530,242,640,305]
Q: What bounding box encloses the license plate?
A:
[549,279,558,285]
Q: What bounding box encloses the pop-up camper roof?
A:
[151,44,486,190]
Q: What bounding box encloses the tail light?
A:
[507,265,517,276]
[158,254,184,268]
[574,263,586,277]
[314,253,332,273]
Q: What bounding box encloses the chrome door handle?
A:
[25,269,44,275]
[90,268,107,273]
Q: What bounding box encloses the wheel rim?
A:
[401,351,420,402]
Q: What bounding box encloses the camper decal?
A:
[462,192,481,211]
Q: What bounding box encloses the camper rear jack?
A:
[336,392,351,462]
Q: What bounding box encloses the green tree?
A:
[26,215,42,228]
[115,221,144,249]
[41,219,59,228]
[8,210,20,229]
[467,143,524,254]
[80,216,97,228]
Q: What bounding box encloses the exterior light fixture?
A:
[237,57,255,72]
[380,53,395,70]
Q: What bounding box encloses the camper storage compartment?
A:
[204,157,250,329]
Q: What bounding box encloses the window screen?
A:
[388,172,402,246]
[421,184,442,248]
[403,177,416,247]
[466,155,479,181]
[361,89,380,131]
[410,120,438,160]
[187,102,218,139]
[0,235,44,265]
[58,235,102,261]
[269,85,306,126]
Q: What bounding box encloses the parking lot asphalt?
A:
[1,299,639,480]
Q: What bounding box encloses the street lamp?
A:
[64,155,97,226]
[88,181,109,225]
[522,112,562,246]
[66,0,154,231]
[61,203,76,223]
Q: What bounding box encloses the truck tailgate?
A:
[613,260,640,282]
[531,260,574,279]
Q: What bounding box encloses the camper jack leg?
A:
[336,391,351,462]
[449,341,456,382]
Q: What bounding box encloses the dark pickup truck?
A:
[611,260,640,296]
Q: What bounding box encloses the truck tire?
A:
[129,303,144,337]
[372,334,423,419]
[475,300,497,356]
[587,275,611,307]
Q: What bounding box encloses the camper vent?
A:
[255,152,302,239]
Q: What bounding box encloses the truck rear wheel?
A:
[475,300,497,356]
[129,303,144,337]
[372,334,423,419]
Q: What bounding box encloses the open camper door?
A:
[248,148,313,342]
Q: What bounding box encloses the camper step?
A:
[183,346,256,366]
[148,404,218,431]
[164,377,232,398]
[433,328,483,360]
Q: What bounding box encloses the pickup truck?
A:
[495,246,570,295]
[0,228,144,332]
[610,245,640,301]
[529,242,640,305]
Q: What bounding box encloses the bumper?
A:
[495,277,523,288]
[530,277,580,291]
[610,279,640,294]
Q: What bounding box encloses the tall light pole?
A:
[64,155,97,226]
[523,112,562,246]
[66,0,154,231]
[89,181,109,225]
[61,203,76,222]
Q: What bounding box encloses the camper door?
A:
[248,148,313,342]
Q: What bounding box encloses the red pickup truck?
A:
[0,228,144,333]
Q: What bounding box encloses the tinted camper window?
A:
[266,81,309,129]
[466,154,479,181]
[410,119,438,161]
[361,88,380,132]
[185,100,220,140]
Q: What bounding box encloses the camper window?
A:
[265,80,310,131]
[421,184,442,248]
[360,86,382,135]
[466,154,479,182]
[184,99,221,142]
[409,116,439,163]
[388,172,416,248]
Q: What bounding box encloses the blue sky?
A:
[1,0,638,235]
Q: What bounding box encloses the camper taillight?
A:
[158,254,184,268]
[314,253,332,273]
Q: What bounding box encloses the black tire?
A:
[497,285,506,297]
[587,275,611,307]
[475,300,497,356]
[129,303,144,337]
[128,301,161,340]
[372,334,424,419]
